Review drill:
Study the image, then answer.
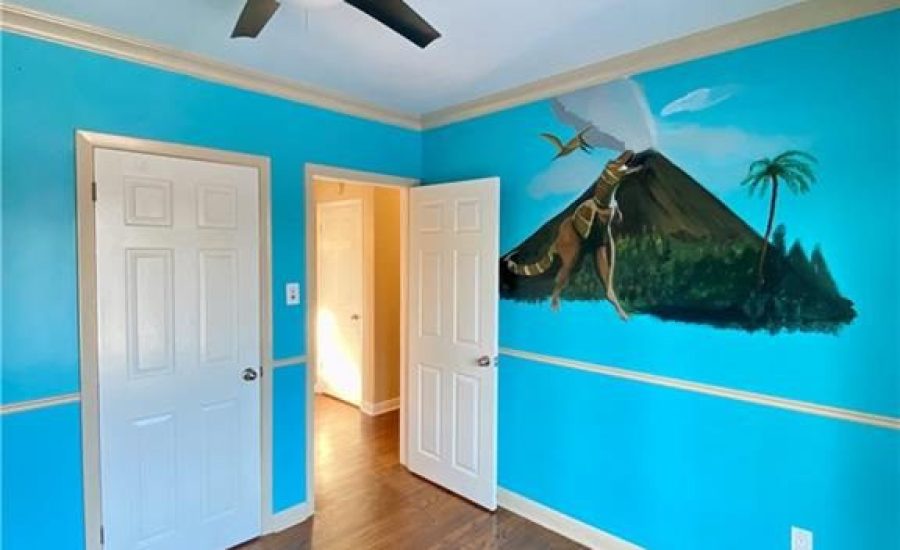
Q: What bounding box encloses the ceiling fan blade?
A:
[344,0,440,48]
[231,0,281,38]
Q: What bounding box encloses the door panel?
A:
[126,249,174,376]
[452,372,480,475]
[416,363,442,459]
[200,398,241,520]
[95,148,261,550]
[407,178,499,509]
[133,412,177,545]
[418,251,443,337]
[199,249,239,366]
[452,251,481,345]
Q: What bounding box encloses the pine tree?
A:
[810,245,838,293]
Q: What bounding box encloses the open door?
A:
[406,178,499,509]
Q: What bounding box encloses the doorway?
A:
[304,164,415,514]
[310,175,407,415]
[305,166,501,516]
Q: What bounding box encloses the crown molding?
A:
[3,1,897,132]
[0,3,422,130]
[421,0,900,129]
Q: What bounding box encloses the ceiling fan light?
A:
[292,0,343,8]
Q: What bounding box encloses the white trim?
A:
[272,355,308,369]
[305,163,418,188]
[500,348,900,431]
[0,4,420,130]
[360,397,400,416]
[263,501,312,535]
[398,184,409,466]
[76,131,274,550]
[4,1,896,132]
[0,393,81,415]
[304,163,418,519]
[420,0,900,128]
[498,488,642,550]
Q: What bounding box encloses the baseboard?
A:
[263,501,312,535]
[360,397,400,416]
[497,488,642,550]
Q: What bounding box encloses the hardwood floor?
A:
[239,395,584,550]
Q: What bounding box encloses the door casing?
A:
[76,131,273,550]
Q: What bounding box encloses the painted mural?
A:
[500,79,856,333]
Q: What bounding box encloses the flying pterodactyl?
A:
[540,128,594,159]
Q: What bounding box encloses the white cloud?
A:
[658,122,809,192]
[660,86,737,117]
[527,152,608,199]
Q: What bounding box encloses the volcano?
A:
[500,150,856,333]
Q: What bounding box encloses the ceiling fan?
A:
[231,0,441,48]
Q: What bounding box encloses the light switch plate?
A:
[285,282,300,306]
[791,526,813,550]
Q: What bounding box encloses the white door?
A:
[407,178,499,509]
[315,200,365,405]
[95,148,261,550]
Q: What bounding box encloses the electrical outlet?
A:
[285,282,300,306]
[791,526,813,550]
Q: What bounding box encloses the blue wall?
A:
[1,403,85,549]
[1,31,420,548]
[3,9,900,550]
[272,364,307,513]
[426,10,900,550]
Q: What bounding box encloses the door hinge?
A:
[100,525,104,546]
[91,181,98,202]
[260,365,264,378]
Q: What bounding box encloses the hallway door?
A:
[316,199,365,405]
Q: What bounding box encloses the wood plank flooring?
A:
[238,395,584,550]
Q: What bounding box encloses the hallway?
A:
[240,395,584,549]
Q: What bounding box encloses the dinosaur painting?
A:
[500,149,857,333]
[504,150,642,318]
[499,76,858,334]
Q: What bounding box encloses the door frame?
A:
[303,163,417,514]
[76,130,273,550]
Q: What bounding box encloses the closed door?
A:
[95,148,261,549]
[407,178,499,509]
[316,199,365,405]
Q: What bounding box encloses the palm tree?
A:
[742,150,817,284]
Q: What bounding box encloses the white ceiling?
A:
[11,0,800,115]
